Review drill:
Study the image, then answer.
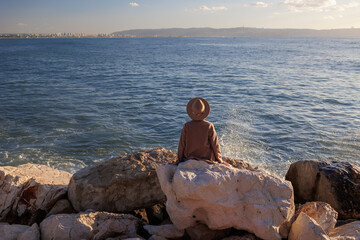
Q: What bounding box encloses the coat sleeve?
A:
[209,123,223,163]
[177,124,186,163]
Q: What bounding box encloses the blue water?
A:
[0,37,359,176]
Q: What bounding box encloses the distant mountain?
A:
[112,27,360,38]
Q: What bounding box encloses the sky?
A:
[1,0,360,34]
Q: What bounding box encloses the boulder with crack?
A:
[68,148,176,213]
[156,160,295,240]
[0,163,72,225]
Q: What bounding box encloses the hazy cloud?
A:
[251,2,269,8]
[199,5,228,11]
[281,0,336,12]
[129,2,139,7]
[331,1,360,11]
[324,14,343,19]
[17,22,28,27]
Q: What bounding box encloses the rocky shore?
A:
[0,148,359,240]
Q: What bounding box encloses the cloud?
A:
[251,2,269,7]
[129,2,139,7]
[280,0,336,12]
[199,5,228,11]
[17,23,28,27]
[324,14,343,19]
[331,1,360,11]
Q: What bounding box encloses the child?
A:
[177,97,228,166]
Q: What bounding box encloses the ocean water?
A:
[0,37,359,176]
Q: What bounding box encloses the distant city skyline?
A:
[1,0,360,34]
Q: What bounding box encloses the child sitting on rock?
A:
[177,97,229,166]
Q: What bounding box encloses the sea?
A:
[0,37,359,177]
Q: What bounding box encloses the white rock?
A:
[144,224,184,238]
[156,160,295,240]
[297,201,338,234]
[329,221,360,240]
[0,163,72,225]
[68,148,176,213]
[40,211,141,240]
[289,212,330,240]
[0,223,39,240]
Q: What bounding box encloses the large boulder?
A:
[143,224,184,239]
[285,160,360,219]
[296,202,338,234]
[156,160,295,240]
[0,223,40,240]
[186,223,231,240]
[288,212,330,240]
[0,163,72,225]
[40,211,141,240]
[68,148,176,213]
[329,221,360,240]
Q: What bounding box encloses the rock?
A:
[221,233,261,240]
[108,237,145,240]
[0,223,39,240]
[148,236,167,240]
[40,211,141,240]
[0,163,72,225]
[285,160,360,219]
[18,223,40,240]
[46,199,75,218]
[289,212,330,240]
[186,223,231,240]
[222,157,253,170]
[121,237,145,240]
[145,203,169,225]
[68,148,176,213]
[156,160,295,240]
[144,224,184,238]
[296,201,338,234]
[329,221,360,240]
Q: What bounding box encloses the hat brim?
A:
[187,97,210,121]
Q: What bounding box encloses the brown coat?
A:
[177,120,222,163]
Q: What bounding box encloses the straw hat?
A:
[187,97,210,121]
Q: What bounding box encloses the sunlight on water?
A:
[0,38,359,176]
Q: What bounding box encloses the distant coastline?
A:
[2,27,360,39]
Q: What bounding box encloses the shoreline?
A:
[0,148,359,239]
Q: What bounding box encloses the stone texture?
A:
[148,236,167,240]
[186,223,231,240]
[0,223,39,240]
[40,211,141,240]
[329,221,360,240]
[296,201,338,234]
[222,157,253,170]
[0,163,72,225]
[145,203,169,225]
[18,223,40,240]
[46,199,75,218]
[156,160,295,240]
[221,233,261,240]
[68,148,176,213]
[289,212,330,240]
[144,224,184,238]
[285,160,360,219]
